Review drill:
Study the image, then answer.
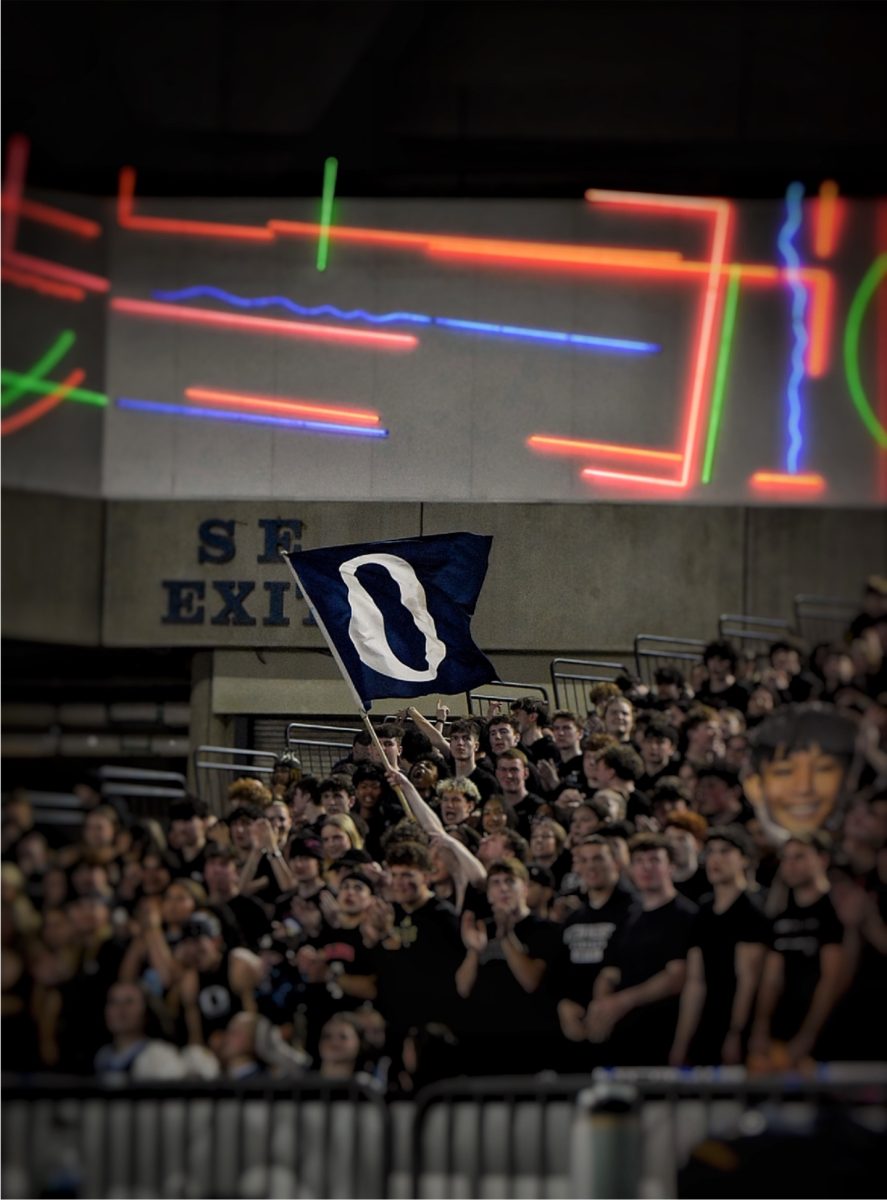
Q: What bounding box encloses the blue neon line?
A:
[151,285,659,354]
[433,316,655,352]
[776,182,809,474]
[153,286,433,325]
[116,397,389,439]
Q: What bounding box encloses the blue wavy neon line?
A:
[776,182,809,474]
[152,286,432,326]
[151,285,659,354]
[116,397,389,439]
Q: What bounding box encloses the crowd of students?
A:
[2,596,886,1091]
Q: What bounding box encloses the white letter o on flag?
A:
[338,553,447,682]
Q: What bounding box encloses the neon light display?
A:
[3,137,880,505]
[1,264,86,302]
[3,251,109,293]
[316,157,338,272]
[110,298,418,350]
[813,181,842,259]
[117,167,274,242]
[527,436,681,463]
[701,268,741,485]
[151,286,658,353]
[2,135,28,254]
[843,255,887,449]
[1,368,85,437]
[116,398,389,438]
[750,471,826,493]
[1,196,102,239]
[576,189,733,491]
[2,330,76,408]
[776,182,808,474]
[184,387,381,426]
[0,370,108,407]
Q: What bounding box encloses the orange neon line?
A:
[1,265,86,301]
[3,250,109,293]
[750,471,826,491]
[269,218,683,269]
[0,368,85,436]
[1,196,102,239]
[185,387,381,426]
[581,466,686,489]
[111,297,418,349]
[680,200,733,487]
[586,188,727,212]
[269,220,428,248]
[813,181,840,259]
[2,135,29,254]
[118,167,275,242]
[527,435,682,463]
[572,188,734,489]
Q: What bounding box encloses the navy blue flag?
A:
[284,532,497,709]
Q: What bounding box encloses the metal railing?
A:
[2,1076,390,1200]
[718,613,795,670]
[633,634,706,686]
[192,746,278,814]
[793,593,857,645]
[550,658,630,711]
[286,721,362,778]
[466,681,550,718]
[3,1067,884,1199]
[96,765,189,820]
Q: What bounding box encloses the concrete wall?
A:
[3,491,883,666]
[1,490,104,644]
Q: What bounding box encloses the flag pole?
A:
[280,550,412,818]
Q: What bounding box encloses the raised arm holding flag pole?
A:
[278,532,497,813]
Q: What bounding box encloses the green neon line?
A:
[0,369,107,407]
[315,156,338,272]
[1,331,77,408]
[701,268,742,484]
[843,254,887,450]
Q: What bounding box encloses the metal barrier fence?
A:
[3,1068,885,1199]
[633,635,706,687]
[286,721,361,777]
[193,746,278,815]
[2,1077,390,1200]
[717,613,794,670]
[550,659,630,712]
[793,593,857,646]
[466,681,550,719]
[96,765,189,821]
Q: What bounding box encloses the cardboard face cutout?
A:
[744,703,858,838]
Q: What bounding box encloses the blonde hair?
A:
[321,813,364,852]
[436,777,481,805]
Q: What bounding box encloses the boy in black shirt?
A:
[456,858,561,1074]
[588,834,697,1066]
[670,825,769,1065]
[557,836,634,1043]
[750,832,845,1067]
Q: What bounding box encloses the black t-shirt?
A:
[212,893,270,952]
[510,792,549,840]
[558,885,634,1004]
[459,913,561,1035]
[694,682,750,713]
[689,891,770,1060]
[301,921,381,1049]
[601,893,698,1065]
[168,845,210,884]
[770,891,843,1041]
[675,866,712,906]
[467,765,499,803]
[375,895,463,1033]
[524,734,558,767]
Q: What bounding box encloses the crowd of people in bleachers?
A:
[2,581,886,1092]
